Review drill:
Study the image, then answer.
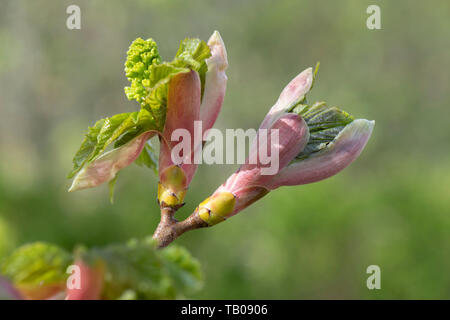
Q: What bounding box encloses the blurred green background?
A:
[1,0,449,299]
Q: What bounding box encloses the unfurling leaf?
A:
[68,109,157,179]
[69,131,155,192]
[141,39,211,130]
[292,101,355,161]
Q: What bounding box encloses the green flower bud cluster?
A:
[124,38,161,104]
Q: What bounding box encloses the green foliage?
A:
[68,109,157,178]
[124,37,211,131]
[1,242,72,286]
[175,38,212,71]
[68,118,106,178]
[69,36,211,185]
[138,38,211,130]
[80,237,203,299]
[1,239,202,300]
[292,102,355,160]
[140,63,189,130]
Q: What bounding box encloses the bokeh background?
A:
[1,0,449,299]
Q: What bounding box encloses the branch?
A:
[152,204,208,248]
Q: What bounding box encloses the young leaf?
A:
[68,109,157,179]
[175,38,212,99]
[174,38,212,72]
[142,64,191,130]
[124,38,211,131]
[1,242,72,287]
[68,119,106,178]
[292,102,355,161]
[69,131,155,192]
[140,39,211,130]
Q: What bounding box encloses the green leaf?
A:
[68,118,105,178]
[134,140,158,175]
[68,109,157,178]
[123,37,211,132]
[292,101,355,161]
[174,38,212,71]
[140,39,211,130]
[80,237,203,299]
[142,64,190,130]
[174,38,211,99]
[1,242,72,286]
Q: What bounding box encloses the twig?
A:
[152,205,208,248]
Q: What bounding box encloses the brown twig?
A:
[152,205,208,248]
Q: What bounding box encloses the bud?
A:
[158,70,201,207]
[195,67,374,225]
[197,113,309,225]
[158,31,229,207]
[265,119,375,189]
[197,191,236,225]
[158,165,187,207]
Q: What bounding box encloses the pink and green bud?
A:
[197,113,309,225]
[158,31,228,207]
[158,70,201,207]
[259,67,313,130]
[265,119,375,189]
[195,66,374,225]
